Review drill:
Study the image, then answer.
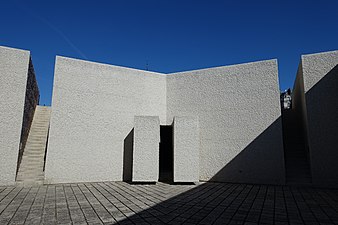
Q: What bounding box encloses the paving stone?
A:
[1,182,338,224]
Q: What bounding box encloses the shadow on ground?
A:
[116,114,338,224]
[116,181,338,225]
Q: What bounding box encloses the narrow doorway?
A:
[281,90,312,184]
[159,126,173,182]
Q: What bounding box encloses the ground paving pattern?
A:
[0,182,338,225]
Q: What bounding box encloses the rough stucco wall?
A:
[302,51,338,93]
[167,60,285,184]
[0,46,30,185]
[45,56,166,183]
[300,51,338,187]
[133,116,160,182]
[173,116,199,182]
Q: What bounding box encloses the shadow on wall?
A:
[305,65,338,186]
[122,118,285,185]
[113,64,337,225]
[114,106,338,224]
[210,117,285,185]
[123,129,134,182]
[16,58,40,176]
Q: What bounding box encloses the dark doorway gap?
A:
[281,106,312,184]
[159,125,173,183]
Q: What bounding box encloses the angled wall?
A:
[294,51,338,187]
[45,56,166,183]
[0,46,39,185]
[291,63,309,151]
[167,60,285,184]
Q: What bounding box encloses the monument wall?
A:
[166,60,285,184]
[0,46,39,185]
[294,51,338,187]
[45,56,166,183]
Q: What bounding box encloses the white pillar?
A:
[132,116,160,182]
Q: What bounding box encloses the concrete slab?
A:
[132,116,160,182]
[0,46,39,185]
[293,50,338,187]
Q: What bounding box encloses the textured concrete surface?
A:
[46,56,285,184]
[45,56,166,183]
[173,116,199,182]
[0,182,338,225]
[133,116,160,182]
[294,50,338,187]
[0,46,33,185]
[167,60,285,184]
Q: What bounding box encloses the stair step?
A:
[19,162,44,167]
[22,152,46,156]
[21,156,45,160]
[19,163,44,167]
[22,149,46,153]
[22,151,45,154]
[17,172,44,176]
[24,144,47,147]
[16,180,44,184]
[19,164,44,169]
[17,175,44,179]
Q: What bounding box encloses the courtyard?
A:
[0,182,338,224]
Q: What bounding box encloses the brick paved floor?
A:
[0,182,338,224]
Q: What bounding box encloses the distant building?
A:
[281,89,292,110]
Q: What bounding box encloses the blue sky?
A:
[1,0,338,106]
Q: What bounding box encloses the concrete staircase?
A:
[282,109,312,185]
[16,106,51,185]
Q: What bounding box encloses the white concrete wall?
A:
[0,46,30,185]
[46,55,286,185]
[298,51,338,187]
[45,56,166,183]
[133,116,160,182]
[173,116,199,182]
[167,60,285,184]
